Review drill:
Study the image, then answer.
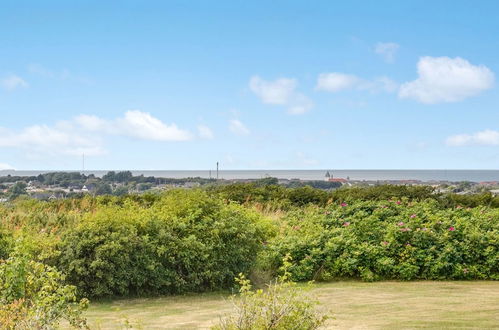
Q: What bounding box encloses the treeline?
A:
[0,171,216,186]
[210,183,499,209]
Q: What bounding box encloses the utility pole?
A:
[216,162,219,180]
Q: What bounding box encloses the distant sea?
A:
[1,170,499,182]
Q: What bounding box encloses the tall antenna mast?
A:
[216,162,219,180]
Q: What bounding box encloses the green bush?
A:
[259,200,498,281]
[214,256,329,330]
[58,190,273,297]
[0,250,88,329]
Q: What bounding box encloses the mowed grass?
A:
[79,281,499,329]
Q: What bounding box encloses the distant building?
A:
[324,171,348,184]
[328,178,349,183]
[324,171,331,181]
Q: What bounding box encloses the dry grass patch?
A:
[78,281,499,329]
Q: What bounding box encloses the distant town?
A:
[1,170,499,202]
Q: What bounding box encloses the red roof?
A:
[328,178,348,183]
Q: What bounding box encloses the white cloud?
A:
[0,163,15,170]
[249,76,313,115]
[197,125,214,139]
[399,56,494,104]
[316,73,397,93]
[0,111,193,158]
[1,75,28,91]
[74,111,193,141]
[249,76,296,105]
[446,129,499,146]
[116,110,192,141]
[74,114,108,131]
[0,125,105,157]
[229,119,250,136]
[375,42,400,63]
[316,73,360,92]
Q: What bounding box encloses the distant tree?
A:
[137,183,153,191]
[102,171,116,182]
[113,185,129,196]
[115,171,133,183]
[94,183,112,196]
[254,177,279,186]
[9,182,27,199]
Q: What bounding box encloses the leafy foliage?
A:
[0,248,88,329]
[259,199,499,281]
[214,255,329,330]
[57,190,273,297]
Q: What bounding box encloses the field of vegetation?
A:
[0,183,498,328]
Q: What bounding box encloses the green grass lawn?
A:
[79,281,499,329]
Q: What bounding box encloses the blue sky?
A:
[1,0,499,170]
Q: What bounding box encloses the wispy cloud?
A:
[197,125,214,139]
[0,123,105,157]
[399,56,494,104]
[446,129,499,146]
[316,73,397,93]
[0,163,15,170]
[229,119,250,136]
[28,63,92,84]
[249,76,313,115]
[1,75,28,91]
[375,42,399,63]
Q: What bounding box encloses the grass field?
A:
[80,281,499,329]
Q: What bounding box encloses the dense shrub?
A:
[330,185,436,203]
[210,183,331,209]
[57,190,273,297]
[0,224,13,260]
[0,251,88,329]
[259,200,498,281]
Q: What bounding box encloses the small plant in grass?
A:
[0,247,89,329]
[213,255,330,330]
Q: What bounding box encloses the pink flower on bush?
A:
[343,221,350,227]
[400,227,411,232]
[341,202,348,207]
[293,225,301,231]
[410,214,416,218]
[381,241,389,246]
[448,226,456,231]
[396,201,401,205]
[397,222,404,226]
[422,227,428,231]
[406,243,412,247]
